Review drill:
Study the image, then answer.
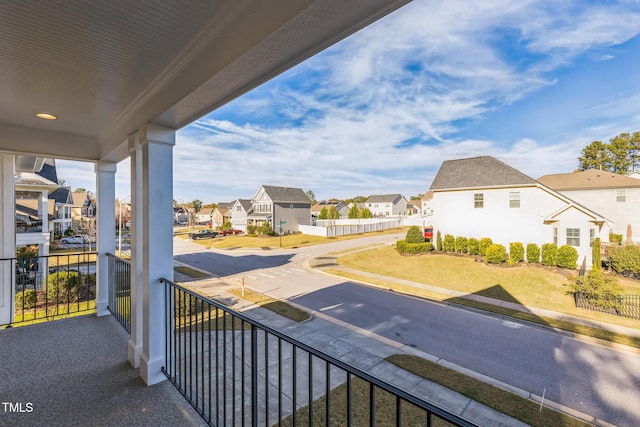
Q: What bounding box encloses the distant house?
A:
[211,202,233,229]
[421,191,434,216]
[429,156,611,267]
[311,201,349,220]
[364,194,408,217]
[49,186,74,236]
[247,185,311,234]
[230,199,252,232]
[173,206,189,225]
[406,200,421,215]
[195,208,215,225]
[538,169,640,242]
[71,191,96,231]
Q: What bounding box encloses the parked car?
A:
[219,229,242,236]
[59,235,95,245]
[189,230,219,240]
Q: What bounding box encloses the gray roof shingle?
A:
[365,194,403,204]
[429,156,537,191]
[261,185,311,204]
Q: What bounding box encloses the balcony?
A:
[0,253,516,426]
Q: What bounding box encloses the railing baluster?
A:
[157,279,478,427]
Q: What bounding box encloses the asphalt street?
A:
[173,235,640,426]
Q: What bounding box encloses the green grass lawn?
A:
[334,246,640,330]
[228,288,310,322]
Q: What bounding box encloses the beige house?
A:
[538,169,640,242]
[71,191,96,231]
[211,203,232,229]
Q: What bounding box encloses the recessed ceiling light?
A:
[35,113,58,120]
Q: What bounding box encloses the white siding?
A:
[556,188,640,242]
[431,186,609,267]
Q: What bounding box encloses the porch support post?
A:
[95,161,117,317]
[139,123,175,385]
[128,133,143,368]
[0,155,15,325]
[37,190,49,288]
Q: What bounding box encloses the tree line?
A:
[578,131,640,174]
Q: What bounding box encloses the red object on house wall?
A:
[423,227,433,239]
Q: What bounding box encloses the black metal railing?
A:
[2,252,97,326]
[107,253,131,333]
[16,220,43,233]
[575,292,640,320]
[162,278,477,427]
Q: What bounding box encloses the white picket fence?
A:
[299,218,407,237]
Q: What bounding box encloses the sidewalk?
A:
[176,266,617,427]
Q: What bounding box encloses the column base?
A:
[140,353,166,386]
[128,339,142,369]
[95,298,110,317]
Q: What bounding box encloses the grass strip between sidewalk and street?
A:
[322,268,640,349]
[228,288,310,322]
[386,354,590,427]
[174,266,210,278]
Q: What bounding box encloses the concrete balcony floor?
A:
[0,315,207,427]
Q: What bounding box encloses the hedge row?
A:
[436,233,579,268]
[396,240,433,254]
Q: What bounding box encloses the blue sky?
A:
[58,0,640,203]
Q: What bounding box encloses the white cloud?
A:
[156,1,640,201]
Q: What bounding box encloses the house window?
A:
[553,227,558,245]
[566,228,580,246]
[616,189,626,202]
[474,193,483,208]
[590,228,596,245]
[236,205,241,211]
[509,191,520,208]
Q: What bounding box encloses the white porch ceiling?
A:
[0,0,409,163]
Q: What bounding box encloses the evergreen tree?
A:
[328,206,339,219]
[360,207,372,218]
[348,204,359,219]
[318,207,329,220]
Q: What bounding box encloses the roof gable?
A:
[430,156,537,191]
[537,169,640,190]
[258,185,311,204]
[366,194,403,204]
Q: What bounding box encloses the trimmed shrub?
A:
[396,240,433,254]
[509,242,524,264]
[443,234,455,252]
[455,236,468,253]
[16,289,36,309]
[557,245,579,269]
[405,226,424,244]
[485,244,507,264]
[541,243,558,267]
[467,238,480,255]
[478,237,493,256]
[571,271,623,309]
[47,271,81,302]
[403,242,433,254]
[608,245,640,279]
[247,225,257,235]
[526,243,540,264]
[609,232,623,245]
[592,237,601,272]
[436,230,442,251]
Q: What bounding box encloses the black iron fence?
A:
[2,252,97,326]
[161,278,477,427]
[107,253,131,333]
[575,292,640,320]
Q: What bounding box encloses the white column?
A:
[95,161,117,317]
[0,155,15,325]
[37,190,50,288]
[128,133,143,368]
[139,124,175,386]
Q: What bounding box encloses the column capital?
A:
[138,123,176,147]
[95,160,117,174]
